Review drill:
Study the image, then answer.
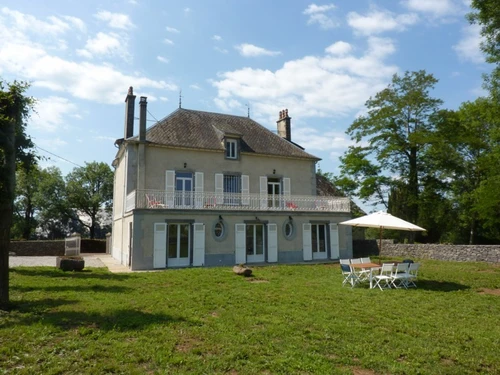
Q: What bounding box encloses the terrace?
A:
[125,189,351,213]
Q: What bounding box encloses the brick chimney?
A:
[124,86,136,139]
[276,108,291,141]
[139,96,147,142]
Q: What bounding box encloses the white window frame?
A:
[225,139,238,159]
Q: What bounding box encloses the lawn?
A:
[1,259,500,375]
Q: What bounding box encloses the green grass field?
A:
[1,259,499,374]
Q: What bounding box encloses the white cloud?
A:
[128,0,138,4]
[166,26,180,33]
[62,15,87,33]
[293,127,350,152]
[347,8,419,35]
[215,46,228,54]
[190,84,201,90]
[160,97,169,101]
[157,56,169,63]
[184,7,191,13]
[303,3,338,29]
[94,11,134,30]
[212,35,222,41]
[402,0,462,18]
[212,37,398,126]
[77,32,129,60]
[325,41,352,56]
[163,38,174,45]
[30,96,79,132]
[0,23,177,104]
[235,43,281,57]
[453,24,484,64]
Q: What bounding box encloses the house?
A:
[111,87,353,270]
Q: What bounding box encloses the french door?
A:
[176,172,193,207]
[268,178,281,208]
[246,224,265,263]
[168,223,190,267]
[311,224,327,260]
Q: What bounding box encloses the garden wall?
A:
[9,239,107,256]
[354,240,500,263]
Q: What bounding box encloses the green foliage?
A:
[339,71,442,226]
[0,78,36,307]
[4,261,500,374]
[468,0,500,97]
[65,162,113,239]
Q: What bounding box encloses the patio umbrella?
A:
[339,211,426,262]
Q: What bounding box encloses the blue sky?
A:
[0,0,489,183]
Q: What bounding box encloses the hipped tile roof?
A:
[133,108,320,160]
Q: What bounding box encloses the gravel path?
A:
[9,255,106,268]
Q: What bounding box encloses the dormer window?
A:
[225,138,238,159]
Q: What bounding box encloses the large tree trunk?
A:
[408,146,419,224]
[0,118,16,308]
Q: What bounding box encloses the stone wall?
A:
[354,240,500,263]
[10,239,106,256]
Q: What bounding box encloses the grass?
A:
[1,259,500,375]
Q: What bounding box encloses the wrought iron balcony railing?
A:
[125,189,350,213]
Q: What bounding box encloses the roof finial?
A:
[179,89,182,109]
[245,103,250,118]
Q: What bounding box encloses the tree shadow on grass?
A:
[10,267,131,281]
[12,285,133,293]
[416,280,470,292]
[5,298,189,331]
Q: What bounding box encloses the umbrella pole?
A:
[379,227,383,265]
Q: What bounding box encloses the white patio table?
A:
[350,262,382,289]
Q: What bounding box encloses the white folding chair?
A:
[391,263,410,289]
[350,258,370,281]
[373,263,394,290]
[405,263,420,288]
[361,257,371,264]
[340,263,360,288]
[339,259,350,265]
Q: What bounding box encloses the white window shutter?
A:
[267,223,278,263]
[195,172,204,208]
[283,177,291,197]
[215,173,224,205]
[235,224,246,264]
[153,223,167,268]
[302,223,312,261]
[241,175,250,205]
[260,176,267,209]
[193,223,205,266]
[165,170,175,207]
[329,223,339,259]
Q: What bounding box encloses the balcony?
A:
[125,189,350,213]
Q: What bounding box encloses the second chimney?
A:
[139,96,147,142]
[124,87,136,139]
[276,108,291,141]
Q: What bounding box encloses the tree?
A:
[0,79,35,308]
[12,161,40,240]
[36,166,72,239]
[337,71,443,228]
[65,162,113,239]
[468,0,500,98]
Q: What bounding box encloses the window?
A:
[268,178,281,208]
[283,219,295,240]
[311,224,327,260]
[214,221,224,238]
[225,139,238,159]
[224,174,241,205]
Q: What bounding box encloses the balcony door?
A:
[176,172,193,207]
[267,178,281,208]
